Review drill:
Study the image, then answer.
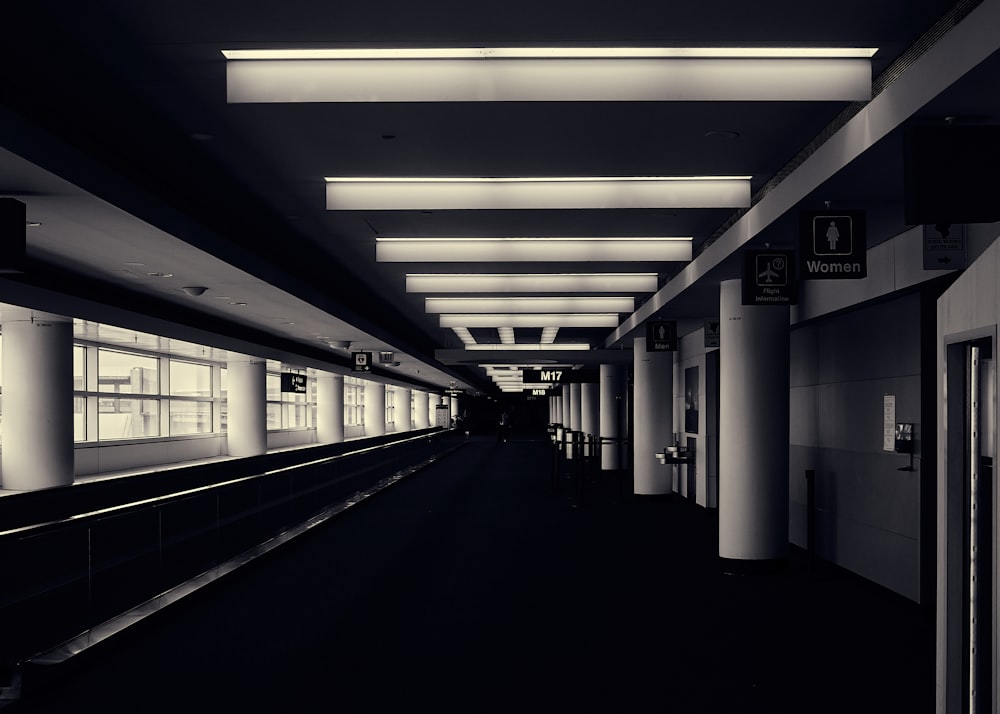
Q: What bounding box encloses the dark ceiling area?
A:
[1,0,997,394]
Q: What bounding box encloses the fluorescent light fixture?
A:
[225,47,875,103]
[379,237,693,262]
[464,343,591,351]
[439,313,620,328]
[426,296,634,313]
[330,176,750,210]
[498,327,516,344]
[451,327,476,345]
[541,327,559,343]
[406,272,659,293]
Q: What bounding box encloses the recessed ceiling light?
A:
[147,272,173,278]
[328,176,751,210]
[225,47,875,103]
[378,237,693,262]
[229,301,248,306]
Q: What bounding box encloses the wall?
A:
[789,293,923,600]
[673,328,717,507]
[75,434,227,476]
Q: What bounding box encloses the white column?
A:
[600,364,626,471]
[0,307,74,490]
[413,390,429,429]
[569,383,582,432]
[719,279,790,562]
[580,382,599,436]
[449,395,458,426]
[316,372,344,444]
[561,385,571,426]
[553,394,563,425]
[227,355,267,457]
[633,336,673,495]
[364,380,386,437]
[397,387,413,432]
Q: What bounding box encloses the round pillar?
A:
[413,390,429,429]
[1,306,74,490]
[719,279,790,562]
[397,387,413,432]
[227,355,267,457]
[364,381,386,437]
[600,364,627,471]
[633,336,673,494]
[316,372,344,444]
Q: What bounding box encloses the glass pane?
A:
[266,374,281,401]
[169,400,212,435]
[98,398,160,440]
[283,403,307,429]
[73,345,85,391]
[266,402,281,430]
[98,349,158,394]
[170,361,211,397]
[74,396,85,441]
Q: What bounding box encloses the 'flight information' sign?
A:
[742,249,797,306]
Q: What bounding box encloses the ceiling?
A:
[1,0,998,395]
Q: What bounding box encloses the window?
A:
[96,349,159,439]
[266,368,312,430]
[344,376,364,438]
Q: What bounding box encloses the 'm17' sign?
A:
[522,368,598,384]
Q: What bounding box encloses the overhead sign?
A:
[742,249,797,305]
[280,372,307,393]
[704,319,720,348]
[923,224,967,270]
[522,368,599,384]
[799,210,867,279]
[352,351,372,372]
[646,319,677,351]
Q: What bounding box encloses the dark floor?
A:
[9,435,935,713]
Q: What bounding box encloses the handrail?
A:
[0,430,453,541]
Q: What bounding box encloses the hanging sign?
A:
[523,368,599,384]
[742,249,797,305]
[799,210,867,279]
[704,319,720,348]
[352,351,372,372]
[280,373,307,393]
[646,319,677,351]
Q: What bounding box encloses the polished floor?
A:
[9,435,934,713]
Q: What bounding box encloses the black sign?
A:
[352,351,372,372]
[799,210,867,279]
[280,373,307,393]
[522,368,599,384]
[704,319,720,348]
[646,320,677,352]
[742,249,797,306]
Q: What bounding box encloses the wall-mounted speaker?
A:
[903,125,1000,227]
[0,198,27,273]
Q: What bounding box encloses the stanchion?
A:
[806,469,816,575]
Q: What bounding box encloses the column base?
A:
[719,556,787,576]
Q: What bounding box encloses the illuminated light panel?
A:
[224,48,875,103]
[380,237,692,263]
[330,177,749,210]
[541,327,560,343]
[426,296,634,314]
[451,327,476,345]
[406,272,659,293]
[464,343,591,351]
[439,313,619,328]
[498,327,516,344]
